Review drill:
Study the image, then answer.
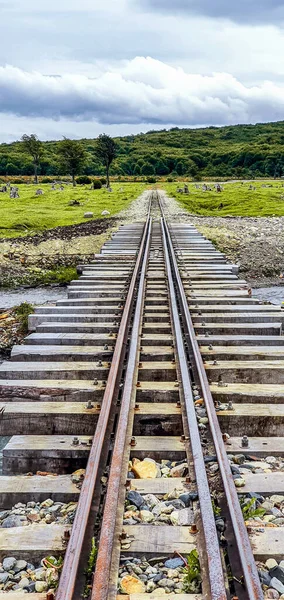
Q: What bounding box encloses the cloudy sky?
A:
[1,0,284,142]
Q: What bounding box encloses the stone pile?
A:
[123,488,197,527]
[0,555,62,593]
[0,499,77,528]
[118,555,195,595]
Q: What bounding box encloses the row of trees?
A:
[1,122,284,180]
[21,133,117,186]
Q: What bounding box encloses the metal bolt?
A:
[96,403,101,410]
[136,381,141,387]
[98,360,102,367]
[213,360,218,365]
[135,404,140,410]
[104,344,108,350]
[227,401,234,410]
[64,530,71,540]
[208,344,213,350]
[93,378,98,386]
[190,524,197,534]
[86,400,94,409]
[72,437,79,446]
[242,435,249,448]
[130,436,136,447]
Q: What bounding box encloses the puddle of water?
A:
[252,286,284,305]
[0,286,66,309]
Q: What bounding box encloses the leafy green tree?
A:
[21,134,43,183]
[141,163,155,175]
[57,138,87,186]
[94,134,117,187]
[133,164,142,175]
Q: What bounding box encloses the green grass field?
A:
[0,182,146,238]
[162,181,284,217]
[2,180,284,240]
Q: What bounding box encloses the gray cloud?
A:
[0,59,284,130]
[139,0,284,23]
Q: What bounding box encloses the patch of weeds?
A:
[212,498,222,517]
[240,497,266,520]
[13,302,34,333]
[83,537,98,597]
[182,549,201,593]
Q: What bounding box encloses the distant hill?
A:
[1,121,284,179]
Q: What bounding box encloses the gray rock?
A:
[270,566,284,584]
[2,515,24,528]
[0,573,9,584]
[34,567,46,581]
[164,557,184,569]
[3,557,16,571]
[178,492,198,506]
[127,491,145,509]
[271,577,284,594]
[258,569,271,586]
[13,560,27,574]
[26,582,36,592]
[158,578,175,588]
[18,577,29,589]
[0,511,10,520]
[35,581,48,592]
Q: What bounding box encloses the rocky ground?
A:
[162,191,284,287]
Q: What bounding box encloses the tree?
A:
[57,138,87,186]
[141,163,155,176]
[21,134,43,184]
[94,134,117,187]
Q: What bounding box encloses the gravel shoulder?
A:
[162,191,284,287]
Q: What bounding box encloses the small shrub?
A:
[10,178,26,184]
[76,175,92,185]
[93,180,102,189]
[182,550,201,593]
[240,497,266,520]
[147,176,157,184]
[100,177,107,185]
[41,177,54,183]
[167,176,174,182]
[13,302,34,333]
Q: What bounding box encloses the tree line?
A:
[12,134,116,186]
[1,121,284,180]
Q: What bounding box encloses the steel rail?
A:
[160,200,263,600]
[91,218,152,600]
[56,214,152,600]
[160,216,227,600]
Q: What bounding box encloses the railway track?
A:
[0,190,283,600]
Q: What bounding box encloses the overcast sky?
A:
[1,0,284,142]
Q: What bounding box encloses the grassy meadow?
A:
[0,182,146,238]
[162,180,284,217]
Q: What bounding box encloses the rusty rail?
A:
[91,218,152,600]
[56,214,152,600]
[160,199,263,600]
[160,216,227,600]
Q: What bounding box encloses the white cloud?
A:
[0,58,284,132]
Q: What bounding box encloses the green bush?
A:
[41,177,55,183]
[10,178,27,184]
[93,180,102,189]
[147,176,157,184]
[100,177,107,185]
[76,175,92,185]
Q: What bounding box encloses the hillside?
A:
[1,121,284,179]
